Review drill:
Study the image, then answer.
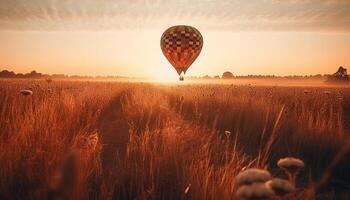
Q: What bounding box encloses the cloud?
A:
[0,0,349,31]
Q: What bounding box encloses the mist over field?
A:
[1,79,350,199]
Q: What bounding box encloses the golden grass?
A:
[0,79,349,199]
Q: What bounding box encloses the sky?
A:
[0,0,349,79]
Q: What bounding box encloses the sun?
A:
[153,66,179,82]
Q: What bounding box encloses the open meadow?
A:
[1,79,350,200]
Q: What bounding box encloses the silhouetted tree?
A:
[27,70,42,78]
[333,66,347,77]
[0,70,16,77]
[222,71,234,79]
[203,75,211,79]
[326,66,349,83]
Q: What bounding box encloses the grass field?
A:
[0,79,350,199]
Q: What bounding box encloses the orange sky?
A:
[0,0,349,79]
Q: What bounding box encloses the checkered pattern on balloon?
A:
[161,26,203,79]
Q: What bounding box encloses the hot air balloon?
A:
[161,25,203,81]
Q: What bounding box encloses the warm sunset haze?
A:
[1,1,350,200]
[0,0,349,79]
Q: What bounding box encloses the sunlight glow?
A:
[0,1,349,78]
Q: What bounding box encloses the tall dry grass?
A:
[0,79,349,199]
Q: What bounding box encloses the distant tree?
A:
[16,73,25,78]
[203,75,211,79]
[27,70,42,78]
[0,70,16,77]
[222,71,234,79]
[52,74,67,78]
[326,66,349,83]
[30,70,37,74]
[333,66,347,77]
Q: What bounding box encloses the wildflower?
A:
[236,183,274,200]
[46,78,53,83]
[265,178,294,196]
[303,90,311,94]
[225,130,231,138]
[277,157,304,186]
[88,133,99,150]
[20,89,33,96]
[236,168,271,187]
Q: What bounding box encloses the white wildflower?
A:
[236,168,271,186]
[277,157,305,186]
[236,183,274,200]
[266,178,294,196]
[277,157,304,173]
[20,89,33,96]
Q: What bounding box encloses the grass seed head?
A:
[225,130,231,138]
[277,157,304,174]
[46,78,53,83]
[20,89,33,96]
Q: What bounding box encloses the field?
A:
[0,79,350,200]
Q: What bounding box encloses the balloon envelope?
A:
[161,25,203,75]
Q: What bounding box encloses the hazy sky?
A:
[0,0,349,79]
